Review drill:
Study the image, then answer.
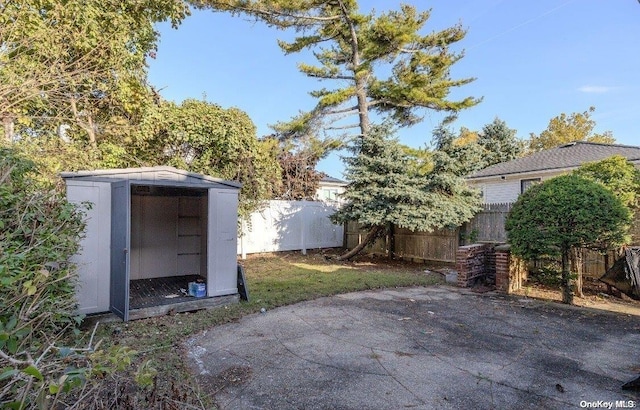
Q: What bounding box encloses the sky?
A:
[148,0,640,178]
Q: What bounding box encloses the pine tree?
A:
[199,0,481,258]
[432,124,485,176]
[198,1,479,141]
[332,125,481,259]
[477,117,523,166]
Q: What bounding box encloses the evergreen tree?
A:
[332,125,481,259]
[199,0,481,258]
[477,117,523,166]
[432,124,485,176]
[197,0,479,141]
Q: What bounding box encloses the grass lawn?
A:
[79,250,444,408]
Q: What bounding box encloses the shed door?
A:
[110,180,130,321]
[207,189,239,296]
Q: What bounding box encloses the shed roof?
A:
[60,166,242,189]
[468,141,640,180]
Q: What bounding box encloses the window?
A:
[323,189,338,201]
[521,178,541,194]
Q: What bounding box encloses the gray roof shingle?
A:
[468,141,640,179]
[321,175,347,184]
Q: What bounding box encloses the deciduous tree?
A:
[573,155,640,211]
[273,136,338,200]
[0,0,189,147]
[134,99,281,216]
[528,107,614,152]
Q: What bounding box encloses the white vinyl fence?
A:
[238,200,344,257]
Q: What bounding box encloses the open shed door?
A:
[208,189,239,296]
[110,180,131,321]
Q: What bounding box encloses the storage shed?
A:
[61,166,241,321]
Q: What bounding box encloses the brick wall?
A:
[456,244,494,287]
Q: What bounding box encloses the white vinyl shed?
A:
[61,166,241,321]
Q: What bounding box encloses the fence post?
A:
[300,202,307,255]
[240,219,247,260]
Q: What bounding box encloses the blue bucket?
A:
[188,281,206,298]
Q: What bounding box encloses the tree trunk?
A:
[337,0,370,139]
[70,97,97,149]
[570,248,584,298]
[388,223,395,258]
[561,250,573,304]
[337,225,384,261]
[86,114,97,149]
[2,114,15,142]
[604,253,613,295]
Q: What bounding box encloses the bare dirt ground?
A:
[513,276,640,316]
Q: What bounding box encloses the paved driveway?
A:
[186,286,640,409]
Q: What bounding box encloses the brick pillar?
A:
[456,244,490,287]
[485,244,497,284]
[495,244,526,293]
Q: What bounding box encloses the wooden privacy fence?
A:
[344,221,388,255]
[462,203,512,244]
[344,204,640,273]
[393,227,458,263]
[345,222,459,263]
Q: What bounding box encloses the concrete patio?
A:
[186,286,640,409]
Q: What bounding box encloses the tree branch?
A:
[325,123,359,131]
[307,73,355,80]
[326,105,359,115]
[204,1,342,25]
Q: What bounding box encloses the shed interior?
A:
[129,184,209,309]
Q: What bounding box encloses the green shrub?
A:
[0,147,137,408]
[506,174,631,304]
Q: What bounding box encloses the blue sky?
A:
[148,0,640,178]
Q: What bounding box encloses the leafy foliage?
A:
[505,174,631,303]
[528,107,615,152]
[12,135,102,183]
[573,155,640,211]
[0,147,85,339]
[0,147,164,408]
[0,0,189,146]
[134,99,282,216]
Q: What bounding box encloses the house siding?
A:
[470,170,566,204]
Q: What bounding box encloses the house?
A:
[316,175,347,203]
[61,166,241,321]
[467,141,640,204]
